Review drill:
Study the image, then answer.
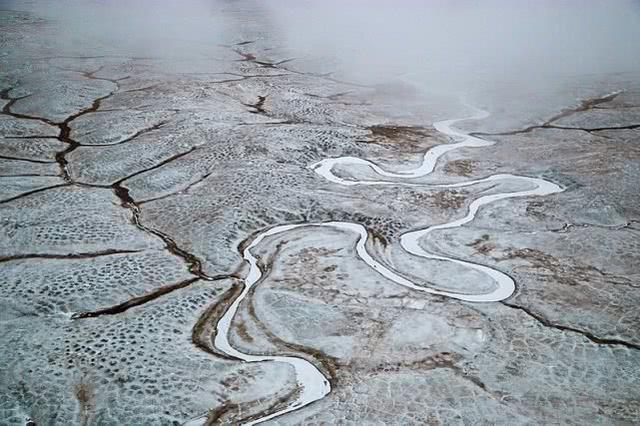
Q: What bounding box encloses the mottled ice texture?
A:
[1,3,639,425]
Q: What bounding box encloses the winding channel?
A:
[207,106,564,424]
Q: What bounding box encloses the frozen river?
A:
[1,1,640,424]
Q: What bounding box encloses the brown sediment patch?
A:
[369,125,426,139]
[526,200,550,220]
[432,190,465,210]
[362,351,503,399]
[466,234,496,256]
[368,228,388,247]
[205,402,240,425]
[501,248,590,287]
[368,351,462,374]
[500,247,635,288]
[366,125,435,152]
[206,386,301,425]
[74,379,94,426]
[444,159,477,177]
[234,319,255,343]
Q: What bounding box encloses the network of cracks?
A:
[2,34,640,425]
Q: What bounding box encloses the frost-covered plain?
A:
[1,2,640,425]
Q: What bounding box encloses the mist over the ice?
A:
[3,0,230,58]
[262,0,640,122]
[266,0,640,87]
[8,0,640,123]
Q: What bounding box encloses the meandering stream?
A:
[205,107,563,424]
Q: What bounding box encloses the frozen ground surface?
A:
[1,1,640,424]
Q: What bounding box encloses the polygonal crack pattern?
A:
[1,6,639,425]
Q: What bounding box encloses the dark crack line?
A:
[2,72,233,323]
[231,48,292,70]
[244,95,267,114]
[303,91,353,100]
[552,221,640,233]
[501,301,640,350]
[62,148,201,212]
[112,180,219,282]
[214,85,324,124]
[3,135,60,140]
[71,277,201,319]
[207,73,292,85]
[280,64,372,88]
[227,47,369,88]
[547,123,640,132]
[52,65,131,85]
[7,58,633,422]
[71,273,236,320]
[256,58,296,68]
[471,91,625,137]
[42,54,155,61]
[0,88,57,126]
[470,124,543,137]
[138,170,215,205]
[159,71,291,84]
[55,86,122,182]
[0,249,143,264]
[234,40,255,46]
[593,104,640,110]
[0,154,56,164]
[544,91,622,124]
[219,40,256,48]
[77,120,171,148]
[2,75,124,182]
[35,67,126,181]
[3,76,221,289]
[112,146,198,188]
[0,183,70,204]
[53,95,215,285]
[121,84,161,94]
[0,174,59,178]
[236,119,315,127]
[232,50,296,68]
[304,91,370,107]
[219,72,290,79]
[472,122,639,138]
